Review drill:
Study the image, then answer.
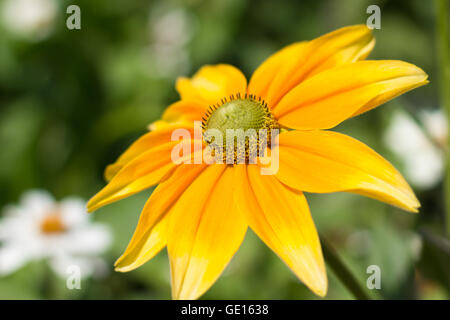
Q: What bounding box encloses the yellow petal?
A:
[147,119,194,131]
[114,163,208,272]
[274,60,428,130]
[115,215,168,272]
[105,124,194,182]
[234,164,327,297]
[176,64,247,106]
[262,25,374,107]
[168,164,247,300]
[247,41,308,101]
[160,100,208,124]
[88,141,200,212]
[275,130,420,212]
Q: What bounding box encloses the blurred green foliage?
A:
[0,0,448,300]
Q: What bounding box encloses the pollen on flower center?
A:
[202,93,279,163]
[40,212,66,234]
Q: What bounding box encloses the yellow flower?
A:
[87,25,428,299]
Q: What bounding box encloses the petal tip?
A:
[104,163,121,182]
[403,63,429,80]
[408,201,421,213]
[114,266,132,273]
[86,196,102,213]
[401,188,421,213]
[86,200,97,213]
[309,274,328,298]
[114,267,127,273]
[113,256,136,273]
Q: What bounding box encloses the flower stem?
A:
[320,236,372,300]
[436,0,450,235]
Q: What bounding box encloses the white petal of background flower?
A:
[421,109,448,146]
[384,110,445,190]
[59,197,89,228]
[0,244,31,275]
[1,0,58,41]
[58,224,112,256]
[21,190,55,219]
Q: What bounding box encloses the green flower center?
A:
[202,94,278,163]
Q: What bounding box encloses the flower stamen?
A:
[40,211,66,234]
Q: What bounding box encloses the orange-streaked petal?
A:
[114,163,208,272]
[274,60,428,130]
[168,164,247,300]
[88,140,202,212]
[234,164,327,297]
[275,130,420,212]
[147,119,192,131]
[262,25,374,107]
[105,124,194,182]
[160,100,208,124]
[247,41,308,101]
[176,64,247,106]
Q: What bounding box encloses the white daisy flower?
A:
[384,109,447,190]
[1,0,58,40]
[0,190,112,279]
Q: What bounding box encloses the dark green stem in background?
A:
[436,0,450,236]
[320,236,372,300]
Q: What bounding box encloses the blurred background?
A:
[0,0,448,299]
